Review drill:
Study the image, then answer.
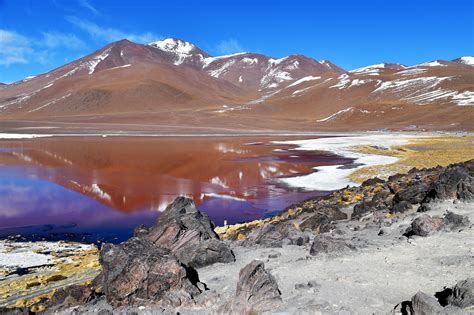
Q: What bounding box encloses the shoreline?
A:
[0,129,472,139]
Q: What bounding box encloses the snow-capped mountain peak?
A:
[149,38,197,55]
[148,38,209,65]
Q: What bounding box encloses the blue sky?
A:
[1,0,473,83]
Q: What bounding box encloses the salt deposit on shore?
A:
[273,134,420,191]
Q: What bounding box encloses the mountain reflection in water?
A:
[0,136,351,243]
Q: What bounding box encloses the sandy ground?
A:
[189,200,473,314]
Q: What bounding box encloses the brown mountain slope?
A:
[0,38,472,132]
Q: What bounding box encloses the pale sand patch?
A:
[192,201,474,314]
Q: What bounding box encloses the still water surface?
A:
[0,136,350,243]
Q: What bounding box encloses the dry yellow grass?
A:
[1,245,100,309]
[350,135,474,183]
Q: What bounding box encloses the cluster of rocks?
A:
[89,197,236,309]
[225,160,473,254]
[396,278,474,314]
[29,197,281,314]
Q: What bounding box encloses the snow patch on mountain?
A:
[207,59,237,78]
[350,64,386,75]
[88,48,111,74]
[416,61,447,67]
[287,76,321,88]
[201,53,247,68]
[329,74,350,89]
[397,68,427,76]
[451,91,474,105]
[372,76,453,94]
[457,56,474,66]
[260,68,293,88]
[317,107,354,122]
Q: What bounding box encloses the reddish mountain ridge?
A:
[0,38,473,132]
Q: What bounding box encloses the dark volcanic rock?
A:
[47,283,98,309]
[432,166,474,200]
[443,211,470,231]
[223,260,282,314]
[447,278,474,308]
[141,197,235,268]
[99,237,200,307]
[399,278,474,314]
[417,203,432,213]
[241,223,284,248]
[408,214,445,237]
[393,182,429,206]
[309,235,355,256]
[0,307,30,314]
[300,208,347,233]
[411,291,444,314]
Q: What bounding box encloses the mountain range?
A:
[1,38,473,132]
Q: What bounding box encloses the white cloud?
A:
[66,16,160,43]
[0,29,33,65]
[0,29,86,66]
[79,0,100,15]
[42,32,86,49]
[215,39,244,55]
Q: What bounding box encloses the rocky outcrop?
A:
[445,278,474,309]
[99,237,201,308]
[397,278,474,314]
[309,235,355,256]
[139,197,235,268]
[430,165,474,200]
[223,260,282,314]
[219,160,474,245]
[240,221,312,248]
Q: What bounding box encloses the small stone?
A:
[378,228,388,236]
[196,282,207,292]
[268,251,281,259]
[417,203,432,213]
[307,280,319,288]
[295,283,307,290]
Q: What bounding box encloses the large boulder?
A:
[223,260,282,314]
[99,237,200,308]
[408,214,445,237]
[140,197,235,268]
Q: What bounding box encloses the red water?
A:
[0,136,350,243]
